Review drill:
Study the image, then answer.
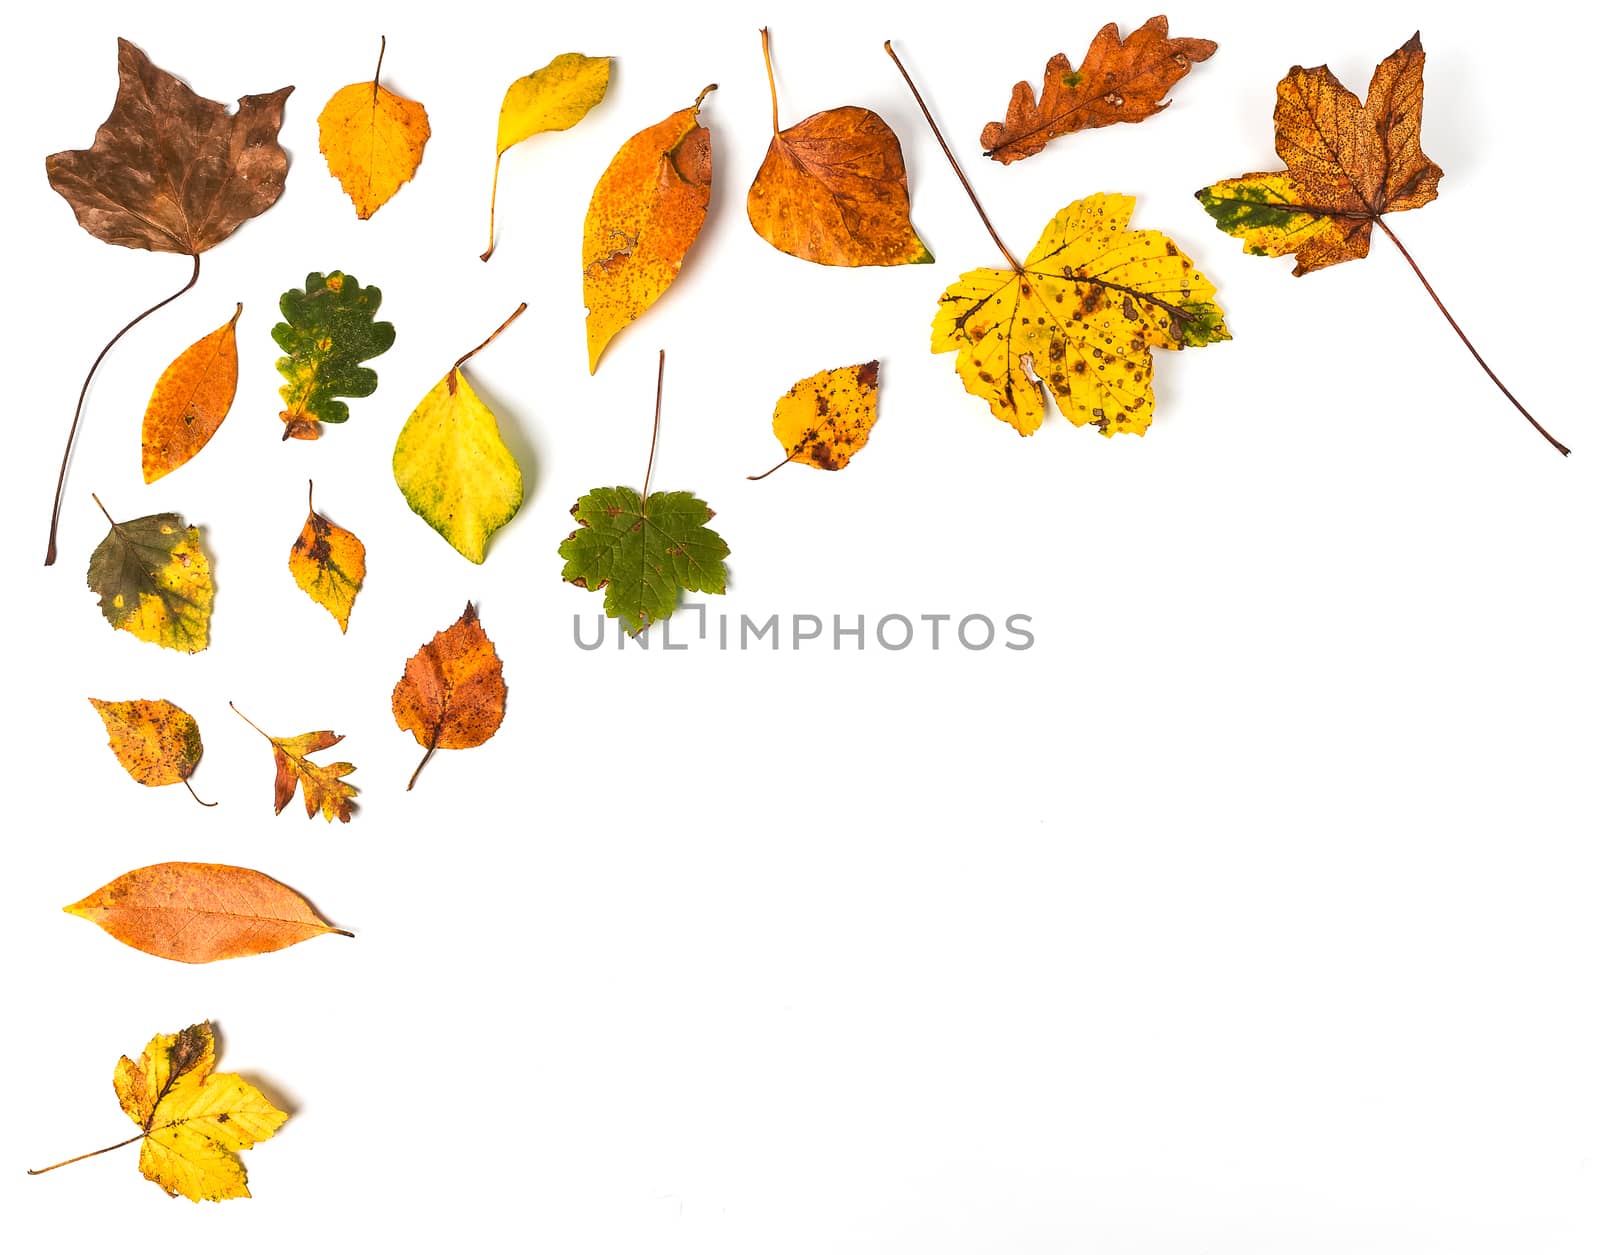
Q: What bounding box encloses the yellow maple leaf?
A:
[28,1022,286,1202]
[933,192,1229,437]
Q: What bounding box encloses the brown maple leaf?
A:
[981,16,1216,165]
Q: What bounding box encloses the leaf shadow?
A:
[459,369,543,553]
[207,1021,302,1119]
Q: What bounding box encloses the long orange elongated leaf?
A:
[65,862,352,964]
[141,304,241,482]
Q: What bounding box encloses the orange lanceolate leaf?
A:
[981,16,1215,164]
[747,29,931,266]
[583,85,715,372]
[1196,34,1568,456]
[141,304,241,483]
[288,481,365,632]
[318,36,430,219]
[230,704,358,822]
[65,862,352,964]
[392,603,506,791]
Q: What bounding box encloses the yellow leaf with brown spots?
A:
[932,193,1228,437]
[582,86,715,372]
[141,304,241,483]
[231,704,358,823]
[27,1021,287,1201]
[88,698,211,806]
[317,38,431,219]
[752,361,881,478]
[86,497,214,652]
[288,481,365,632]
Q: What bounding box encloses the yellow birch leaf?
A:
[86,496,213,653]
[288,480,365,631]
[393,305,526,564]
[141,304,241,483]
[482,52,610,260]
[583,86,715,372]
[27,1022,287,1201]
[317,38,430,219]
[752,360,881,478]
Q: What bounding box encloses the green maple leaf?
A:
[272,270,395,441]
[558,487,729,634]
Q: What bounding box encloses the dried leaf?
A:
[583,86,715,372]
[392,603,507,790]
[288,481,365,632]
[88,698,210,806]
[231,704,358,823]
[747,30,930,266]
[1195,34,1440,275]
[45,38,292,255]
[483,52,610,260]
[28,1022,286,1201]
[932,193,1228,436]
[273,270,395,441]
[392,305,527,564]
[752,361,881,477]
[86,498,213,652]
[141,304,241,483]
[318,37,430,219]
[981,16,1215,164]
[65,862,351,964]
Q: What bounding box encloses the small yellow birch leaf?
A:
[27,1022,287,1201]
[752,360,881,479]
[317,38,430,219]
[288,481,365,631]
[483,52,611,261]
[393,305,527,564]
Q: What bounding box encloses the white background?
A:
[2,1,1595,1250]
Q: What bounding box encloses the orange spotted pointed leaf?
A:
[583,86,715,372]
[231,704,358,822]
[318,37,430,219]
[392,603,507,790]
[27,1021,287,1201]
[751,361,881,478]
[289,481,365,631]
[1196,33,1568,456]
[89,698,212,807]
[141,304,241,483]
[981,16,1215,164]
[65,862,352,964]
[747,29,930,266]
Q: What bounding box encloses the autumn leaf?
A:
[288,480,365,632]
[934,193,1227,436]
[273,270,395,441]
[392,603,507,791]
[482,52,610,261]
[86,495,213,652]
[231,704,358,822]
[561,353,728,632]
[583,85,715,372]
[1194,33,1567,456]
[140,304,241,483]
[42,37,291,565]
[66,863,351,964]
[751,361,881,478]
[981,16,1216,164]
[747,29,930,266]
[28,1022,287,1201]
[393,304,527,564]
[88,698,212,807]
[318,36,430,219]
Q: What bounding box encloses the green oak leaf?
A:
[272,270,395,441]
[558,487,729,634]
